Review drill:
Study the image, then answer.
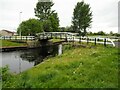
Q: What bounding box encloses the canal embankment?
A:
[0,39,66,52]
[2,43,119,88]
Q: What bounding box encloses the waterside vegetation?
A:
[2,44,119,88]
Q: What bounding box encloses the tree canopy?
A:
[72,1,92,36]
[17,18,43,36]
[34,1,59,32]
[34,1,54,21]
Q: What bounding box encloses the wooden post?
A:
[26,36,27,41]
[55,33,57,39]
[79,36,81,44]
[87,37,89,44]
[65,34,67,41]
[15,36,17,40]
[95,38,96,45]
[47,35,48,39]
[43,34,44,39]
[51,33,52,39]
[73,37,74,43]
[10,36,11,40]
[104,38,106,47]
[60,34,62,39]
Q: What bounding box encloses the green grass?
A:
[2,44,119,88]
[0,40,27,47]
[49,39,65,43]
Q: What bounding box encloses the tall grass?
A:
[2,44,119,88]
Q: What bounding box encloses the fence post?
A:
[55,33,57,39]
[65,34,67,41]
[95,38,96,45]
[15,36,17,40]
[79,36,81,44]
[73,37,74,43]
[10,36,11,40]
[4,36,5,40]
[26,36,27,41]
[51,33,52,39]
[60,34,62,39]
[87,37,89,44]
[43,34,44,39]
[104,38,106,47]
[47,35,48,39]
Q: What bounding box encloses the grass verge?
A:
[0,40,27,47]
[2,44,119,88]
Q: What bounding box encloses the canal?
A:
[1,44,62,73]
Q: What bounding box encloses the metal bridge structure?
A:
[36,32,116,47]
[0,32,116,47]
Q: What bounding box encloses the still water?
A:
[1,44,62,73]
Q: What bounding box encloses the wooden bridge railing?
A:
[0,32,116,47]
[0,36,35,41]
[37,32,116,47]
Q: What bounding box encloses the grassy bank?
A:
[2,44,119,88]
[0,40,27,47]
[49,39,65,43]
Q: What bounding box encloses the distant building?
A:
[0,30,17,36]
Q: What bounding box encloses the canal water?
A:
[1,44,62,73]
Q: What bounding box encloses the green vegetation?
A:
[88,31,120,37]
[17,18,43,36]
[17,1,60,36]
[2,44,118,88]
[72,1,92,36]
[49,39,64,43]
[0,40,27,47]
[35,1,59,32]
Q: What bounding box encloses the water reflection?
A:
[20,45,58,66]
[2,44,62,73]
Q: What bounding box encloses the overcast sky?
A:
[0,0,119,33]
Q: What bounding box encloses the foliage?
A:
[48,13,59,32]
[96,31,106,35]
[34,1,54,21]
[72,1,92,36]
[17,18,43,36]
[110,31,113,36]
[0,65,14,88]
[34,1,59,32]
[113,33,120,37]
[2,44,118,88]
[63,26,74,32]
[1,65,12,81]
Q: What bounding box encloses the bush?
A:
[0,66,13,84]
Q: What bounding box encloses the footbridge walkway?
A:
[0,32,116,47]
[36,32,116,47]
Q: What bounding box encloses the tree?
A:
[34,0,59,32]
[49,13,59,32]
[72,1,92,36]
[110,31,113,36]
[34,1,54,21]
[42,19,52,32]
[17,18,43,36]
[97,31,106,35]
[63,26,74,32]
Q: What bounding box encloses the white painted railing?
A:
[67,36,116,47]
[0,36,35,40]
